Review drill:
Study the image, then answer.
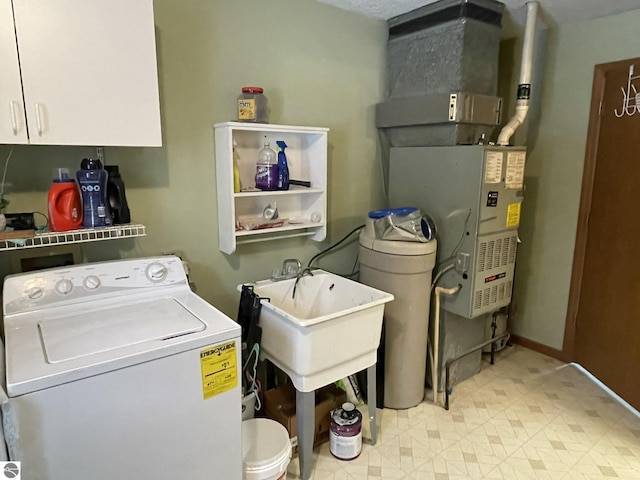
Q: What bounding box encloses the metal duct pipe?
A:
[497,1,539,146]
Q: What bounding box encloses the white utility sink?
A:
[247,269,394,392]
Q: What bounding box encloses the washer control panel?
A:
[3,256,187,315]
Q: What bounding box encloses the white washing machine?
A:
[2,256,242,480]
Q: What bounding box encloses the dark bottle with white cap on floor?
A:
[329,402,363,460]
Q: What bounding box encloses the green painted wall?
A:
[0,0,387,317]
[4,1,638,352]
[503,10,640,350]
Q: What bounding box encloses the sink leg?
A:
[296,389,315,480]
[367,364,377,445]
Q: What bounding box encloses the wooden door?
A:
[564,58,640,410]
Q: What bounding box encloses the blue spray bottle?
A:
[276,141,290,190]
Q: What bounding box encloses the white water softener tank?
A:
[359,208,437,409]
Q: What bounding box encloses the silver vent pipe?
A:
[497,1,539,146]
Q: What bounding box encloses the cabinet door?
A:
[0,0,28,144]
[13,0,162,146]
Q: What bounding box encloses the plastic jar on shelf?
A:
[237,86,268,123]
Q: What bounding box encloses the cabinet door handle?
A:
[34,103,44,136]
[9,101,20,135]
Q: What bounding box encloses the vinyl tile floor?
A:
[285,345,640,479]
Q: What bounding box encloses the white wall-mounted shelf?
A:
[214,122,328,254]
[0,224,146,251]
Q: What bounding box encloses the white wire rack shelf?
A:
[0,224,146,251]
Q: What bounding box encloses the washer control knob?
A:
[25,286,44,300]
[55,279,74,295]
[83,275,101,290]
[145,263,168,282]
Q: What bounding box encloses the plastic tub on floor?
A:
[242,418,292,480]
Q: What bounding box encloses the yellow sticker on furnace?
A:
[200,340,237,400]
[506,202,521,228]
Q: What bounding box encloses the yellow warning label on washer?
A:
[200,340,237,400]
[506,202,521,227]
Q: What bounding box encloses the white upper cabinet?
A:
[0,0,162,146]
[0,0,27,144]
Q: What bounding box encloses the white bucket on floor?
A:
[242,418,291,480]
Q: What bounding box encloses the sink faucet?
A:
[271,258,302,281]
[292,268,314,299]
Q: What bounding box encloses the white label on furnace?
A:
[506,151,526,189]
[484,151,503,184]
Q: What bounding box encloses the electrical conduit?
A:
[497,1,539,146]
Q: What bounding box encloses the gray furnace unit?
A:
[377,0,529,391]
[389,145,525,319]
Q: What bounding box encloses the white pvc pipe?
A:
[496,103,528,146]
[433,284,461,406]
[497,1,539,146]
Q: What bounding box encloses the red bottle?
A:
[48,168,82,232]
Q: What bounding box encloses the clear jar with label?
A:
[237,86,268,123]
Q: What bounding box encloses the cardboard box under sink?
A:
[263,382,346,455]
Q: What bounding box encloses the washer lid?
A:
[5,291,240,397]
[39,298,204,363]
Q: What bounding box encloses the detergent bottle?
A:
[48,168,82,232]
[105,165,131,225]
[77,158,112,228]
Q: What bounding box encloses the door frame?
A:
[561,57,640,362]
